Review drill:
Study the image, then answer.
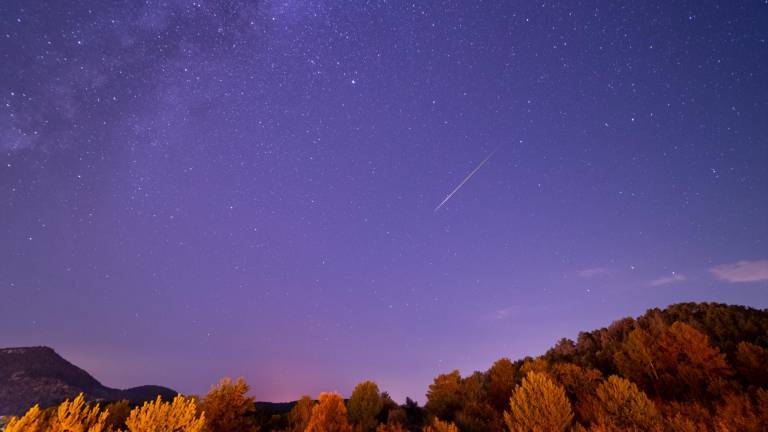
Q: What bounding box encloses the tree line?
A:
[4,302,767,431]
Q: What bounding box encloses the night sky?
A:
[1,1,767,403]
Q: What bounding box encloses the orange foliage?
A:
[287,395,314,432]
[200,377,258,432]
[421,418,458,432]
[305,392,351,432]
[616,322,731,399]
[424,371,462,421]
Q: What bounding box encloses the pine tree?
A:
[591,375,660,431]
[504,372,573,432]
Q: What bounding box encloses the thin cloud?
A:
[710,260,768,283]
[578,267,611,278]
[649,272,687,286]
[493,307,518,320]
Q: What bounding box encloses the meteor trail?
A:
[434,147,499,212]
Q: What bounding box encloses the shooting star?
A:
[434,147,499,212]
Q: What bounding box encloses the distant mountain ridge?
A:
[0,346,176,416]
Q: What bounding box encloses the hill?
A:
[0,346,176,416]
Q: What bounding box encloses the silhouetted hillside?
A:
[0,346,176,416]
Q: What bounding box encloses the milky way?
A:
[1,1,767,402]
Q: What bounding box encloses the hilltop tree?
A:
[200,377,258,432]
[504,371,573,432]
[424,371,462,421]
[287,395,314,432]
[616,322,732,399]
[733,342,768,388]
[305,392,351,432]
[124,395,205,432]
[348,381,384,432]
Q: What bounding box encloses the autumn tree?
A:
[547,363,603,423]
[488,358,517,412]
[421,418,459,432]
[124,395,206,432]
[733,342,768,388]
[348,381,384,432]
[455,372,502,432]
[4,405,48,432]
[424,370,462,421]
[588,375,660,431]
[504,371,573,432]
[305,392,352,432]
[287,395,314,432]
[49,393,110,432]
[615,321,732,399]
[660,401,713,432]
[200,377,258,432]
[713,389,768,432]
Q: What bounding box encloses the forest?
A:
[3,302,767,432]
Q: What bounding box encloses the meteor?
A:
[434,147,499,212]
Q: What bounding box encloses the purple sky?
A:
[1,1,767,403]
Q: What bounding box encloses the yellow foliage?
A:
[503,371,573,432]
[6,394,108,432]
[124,395,205,432]
[5,404,48,432]
[50,393,109,432]
[305,392,351,432]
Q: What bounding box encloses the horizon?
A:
[2,0,767,406]
[3,298,768,405]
